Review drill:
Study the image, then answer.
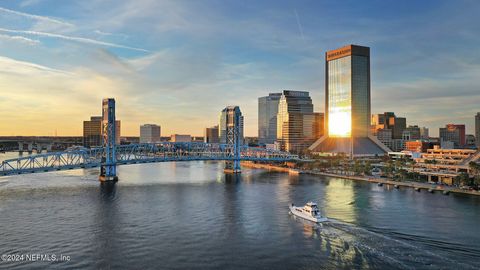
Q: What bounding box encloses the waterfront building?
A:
[170,134,191,142]
[276,90,323,153]
[476,113,480,148]
[140,124,161,143]
[83,116,120,147]
[309,44,389,156]
[414,147,478,184]
[439,124,466,148]
[258,93,282,145]
[219,106,244,145]
[204,125,219,143]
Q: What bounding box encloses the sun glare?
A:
[328,110,351,137]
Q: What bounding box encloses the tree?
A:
[384,160,394,178]
[353,160,362,175]
[455,172,471,187]
[364,161,372,176]
[469,162,480,187]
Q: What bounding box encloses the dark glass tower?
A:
[310,45,389,156]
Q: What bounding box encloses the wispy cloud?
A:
[294,9,305,42]
[0,28,149,52]
[94,30,129,40]
[0,33,39,45]
[0,6,73,27]
[0,55,71,75]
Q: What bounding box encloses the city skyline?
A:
[0,1,479,137]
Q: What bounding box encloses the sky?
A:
[0,0,479,137]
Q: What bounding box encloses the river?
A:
[0,152,479,269]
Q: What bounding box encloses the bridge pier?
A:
[224,160,241,174]
[99,166,118,182]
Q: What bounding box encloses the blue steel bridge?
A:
[0,142,297,177]
[0,98,298,180]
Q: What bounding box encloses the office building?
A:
[219,106,244,145]
[371,112,406,139]
[140,124,161,143]
[83,116,102,148]
[83,116,120,147]
[258,93,282,144]
[403,125,421,140]
[439,124,466,148]
[309,44,389,156]
[276,90,323,153]
[420,127,429,139]
[476,113,480,148]
[170,134,191,142]
[204,125,219,143]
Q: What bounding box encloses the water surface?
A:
[0,154,479,269]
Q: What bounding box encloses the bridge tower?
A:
[99,98,118,182]
[221,106,243,174]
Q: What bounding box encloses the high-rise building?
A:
[309,44,389,156]
[258,93,282,145]
[219,106,244,145]
[83,116,120,147]
[404,125,421,140]
[204,125,219,143]
[439,124,466,148]
[371,112,406,139]
[276,90,323,153]
[140,124,161,143]
[476,113,480,148]
[83,116,102,148]
[420,127,429,139]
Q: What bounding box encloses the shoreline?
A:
[242,162,480,197]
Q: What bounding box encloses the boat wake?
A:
[293,217,479,269]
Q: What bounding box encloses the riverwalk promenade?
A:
[242,162,480,197]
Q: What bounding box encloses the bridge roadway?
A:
[0,142,298,176]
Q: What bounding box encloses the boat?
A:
[289,202,328,223]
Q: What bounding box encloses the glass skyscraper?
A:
[310,45,389,156]
[258,93,282,145]
[326,45,370,138]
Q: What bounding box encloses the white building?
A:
[140,124,161,143]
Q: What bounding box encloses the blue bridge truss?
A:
[0,142,298,177]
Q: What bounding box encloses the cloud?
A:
[0,34,40,45]
[19,0,42,8]
[94,30,128,40]
[0,6,73,27]
[0,28,149,52]
[0,55,71,75]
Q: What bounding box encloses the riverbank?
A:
[242,162,480,196]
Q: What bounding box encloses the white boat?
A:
[289,202,328,223]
